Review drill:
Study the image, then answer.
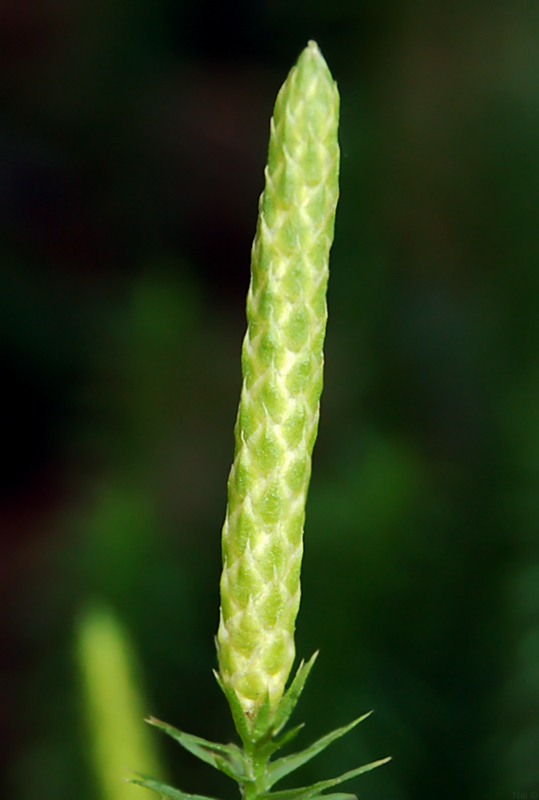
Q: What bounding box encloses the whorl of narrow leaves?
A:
[217,40,340,716]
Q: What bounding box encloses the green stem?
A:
[243,749,268,800]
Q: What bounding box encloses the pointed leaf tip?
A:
[268,711,376,787]
[214,669,253,745]
[272,652,318,735]
[144,715,245,781]
[297,40,333,80]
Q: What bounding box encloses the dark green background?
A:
[1,1,538,798]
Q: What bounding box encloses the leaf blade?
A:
[146,717,244,780]
[271,723,305,752]
[261,757,392,800]
[271,653,318,735]
[268,713,372,786]
[214,669,252,746]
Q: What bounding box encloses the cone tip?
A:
[300,41,333,81]
[305,40,324,60]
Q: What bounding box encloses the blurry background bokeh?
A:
[1,2,538,799]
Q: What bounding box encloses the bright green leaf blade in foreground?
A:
[76,605,164,800]
[268,713,373,786]
[217,39,340,720]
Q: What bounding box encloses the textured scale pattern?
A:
[217,41,340,716]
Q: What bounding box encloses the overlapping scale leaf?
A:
[217,39,340,719]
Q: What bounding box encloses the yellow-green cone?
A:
[217,41,340,716]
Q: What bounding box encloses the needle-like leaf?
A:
[146,717,244,780]
[271,653,318,736]
[261,758,392,800]
[268,713,373,787]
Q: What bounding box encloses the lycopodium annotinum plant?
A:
[133,41,390,800]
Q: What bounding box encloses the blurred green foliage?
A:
[1,2,539,800]
[77,603,164,800]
